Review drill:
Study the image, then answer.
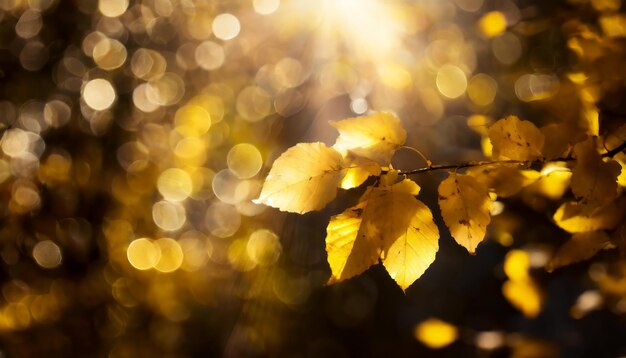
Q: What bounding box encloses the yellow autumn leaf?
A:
[547,231,612,272]
[553,200,624,233]
[330,111,407,164]
[603,124,626,187]
[616,156,626,187]
[339,156,381,190]
[325,200,381,282]
[383,199,439,291]
[488,115,545,161]
[503,250,531,281]
[255,142,344,213]
[502,279,543,318]
[571,137,621,208]
[502,250,542,318]
[326,176,439,290]
[467,166,540,197]
[438,172,491,254]
[523,165,572,200]
[540,123,572,160]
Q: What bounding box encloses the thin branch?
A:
[391,139,626,176]
[603,140,626,159]
[396,159,534,175]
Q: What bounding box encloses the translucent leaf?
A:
[571,137,621,208]
[547,231,611,272]
[438,172,491,254]
[523,167,572,200]
[616,156,626,187]
[255,142,344,213]
[331,111,406,164]
[325,200,380,283]
[553,200,624,233]
[339,156,381,190]
[467,166,540,197]
[326,177,439,290]
[488,115,545,161]
[383,199,439,291]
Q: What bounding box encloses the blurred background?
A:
[0,0,625,356]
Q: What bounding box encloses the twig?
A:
[390,139,626,176]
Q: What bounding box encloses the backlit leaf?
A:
[523,166,572,200]
[325,200,380,282]
[488,116,545,161]
[339,156,381,190]
[326,176,439,290]
[383,199,439,291]
[553,199,624,233]
[438,172,491,254]
[547,231,612,272]
[331,111,407,164]
[467,166,540,197]
[571,137,621,207]
[255,142,344,213]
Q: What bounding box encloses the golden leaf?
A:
[571,137,621,208]
[547,231,612,272]
[523,166,572,200]
[383,199,439,291]
[502,250,542,318]
[255,142,344,213]
[325,200,380,283]
[330,111,407,164]
[438,172,491,254]
[502,279,543,318]
[326,177,439,290]
[339,156,381,190]
[553,199,624,233]
[467,166,540,197]
[540,123,572,160]
[488,115,545,161]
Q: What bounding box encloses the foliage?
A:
[257,112,625,290]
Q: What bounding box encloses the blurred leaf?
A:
[502,278,543,318]
[553,199,624,233]
[547,231,612,272]
[467,166,540,197]
[571,137,621,207]
[540,123,572,160]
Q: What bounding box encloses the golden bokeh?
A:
[1,0,625,355]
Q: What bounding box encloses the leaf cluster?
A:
[256,112,626,290]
